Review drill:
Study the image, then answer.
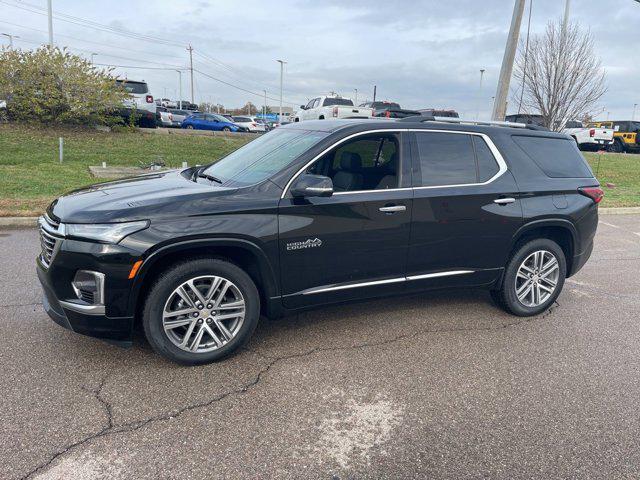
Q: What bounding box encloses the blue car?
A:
[181,113,243,132]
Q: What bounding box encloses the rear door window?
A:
[414,132,477,186]
[512,136,593,178]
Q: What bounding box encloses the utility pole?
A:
[373,85,377,103]
[1,33,19,48]
[187,44,194,104]
[633,103,637,121]
[176,70,182,109]
[562,0,571,34]
[263,90,267,118]
[354,88,358,104]
[491,0,525,121]
[277,59,286,124]
[476,69,485,120]
[47,0,53,46]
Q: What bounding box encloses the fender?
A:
[127,237,280,315]
[509,218,579,255]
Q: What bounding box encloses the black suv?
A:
[37,118,602,364]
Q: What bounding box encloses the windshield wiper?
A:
[197,172,223,184]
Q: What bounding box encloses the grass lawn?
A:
[0,125,638,216]
[583,152,640,207]
[0,125,250,216]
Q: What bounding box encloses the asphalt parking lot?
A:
[1,215,639,479]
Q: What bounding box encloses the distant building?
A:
[257,106,295,122]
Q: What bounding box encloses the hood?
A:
[50,170,238,224]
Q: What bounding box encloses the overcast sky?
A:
[2,0,638,119]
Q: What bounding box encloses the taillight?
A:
[146,95,153,103]
[589,128,595,137]
[332,106,338,117]
[578,186,604,204]
[251,123,257,127]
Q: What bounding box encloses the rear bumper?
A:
[569,238,593,277]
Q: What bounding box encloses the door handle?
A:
[494,197,516,205]
[379,205,406,213]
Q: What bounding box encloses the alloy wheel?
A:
[162,275,245,353]
[514,250,560,307]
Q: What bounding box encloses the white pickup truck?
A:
[563,121,614,151]
[294,95,373,122]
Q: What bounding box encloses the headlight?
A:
[64,220,149,243]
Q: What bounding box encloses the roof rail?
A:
[397,115,548,131]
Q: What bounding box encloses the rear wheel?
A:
[609,138,625,153]
[222,127,231,132]
[492,238,566,316]
[185,125,194,129]
[143,258,260,365]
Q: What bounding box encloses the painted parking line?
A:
[599,221,620,229]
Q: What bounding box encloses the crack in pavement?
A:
[18,305,560,480]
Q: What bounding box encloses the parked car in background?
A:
[256,118,271,131]
[419,108,459,118]
[232,116,267,132]
[505,114,544,126]
[359,101,420,119]
[116,79,156,128]
[589,120,640,153]
[156,106,174,128]
[182,113,243,132]
[294,95,374,121]
[168,109,195,128]
[563,121,614,151]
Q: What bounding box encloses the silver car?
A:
[168,109,197,127]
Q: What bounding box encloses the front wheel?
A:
[492,238,566,316]
[609,138,624,153]
[222,127,231,132]
[185,125,194,129]
[143,258,260,365]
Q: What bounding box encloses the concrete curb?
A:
[0,217,38,229]
[2,206,639,229]
[599,207,640,215]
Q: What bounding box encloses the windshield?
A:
[202,129,328,187]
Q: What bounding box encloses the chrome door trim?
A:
[281,128,507,199]
[406,270,474,281]
[302,277,406,295]
[299,269,476,296]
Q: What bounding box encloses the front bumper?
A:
[36,237,142,346]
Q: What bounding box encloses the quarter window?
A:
[415,132,477,186]
[473,136,500,182]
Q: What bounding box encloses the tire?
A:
[143,258,260,365]
[492,238,566,317]
[609,138,624,153]
[185,125,194,129]
[318,115,325,120]
[222,127,231,132]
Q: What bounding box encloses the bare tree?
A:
[513,20,607,131]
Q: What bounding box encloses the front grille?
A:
[39,214,62,268]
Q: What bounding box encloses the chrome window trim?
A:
[281,128,507,199]
[301,269,475,296]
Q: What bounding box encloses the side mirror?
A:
[300,105,306,110]
[290,174,333,198]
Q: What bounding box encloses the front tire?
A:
[222,127,231,132]
[609,138,624,153]
[185,125,194,129]
[143,258,260,365]
[493,238,566,316]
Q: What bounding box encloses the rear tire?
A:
[186,125,194,129]
[143,258,260,365]
[222,127,231,132]
[609,138,624,153]
[493,238,566,317]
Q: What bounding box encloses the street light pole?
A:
[90,52,98,64]
[491,0,525,121]
[187,44,194,104]
[476,69,485,120]
[176,70,183,109]
[276,60,286,125]
[633,103,638,121]
[263,89,267,118]
[354,88,358,105]
[47,0,53,46]
[1,33,19,48]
